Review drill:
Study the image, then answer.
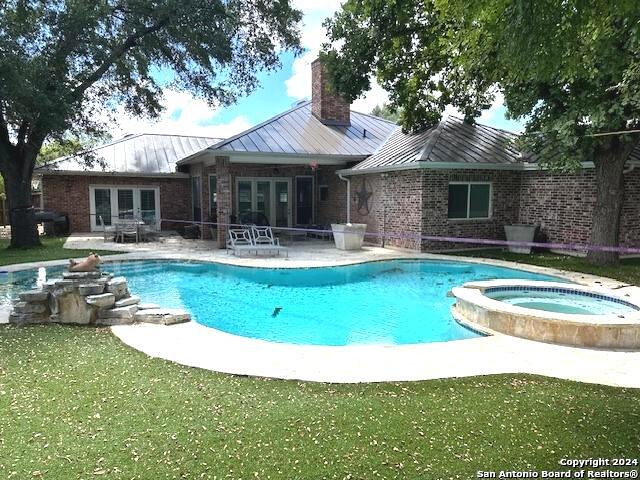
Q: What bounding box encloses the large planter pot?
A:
[504,224,538,254]
[331,223,367,250]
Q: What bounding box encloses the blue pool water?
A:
[486,288,638,315]
[0,259,566,346]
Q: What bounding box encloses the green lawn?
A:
[0,326,638,479]
[453,249,640,286]
[0,236,120,267]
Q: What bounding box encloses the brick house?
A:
[38,59,640,251]
[38,58,397,246]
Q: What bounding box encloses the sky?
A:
[109,1,524,140]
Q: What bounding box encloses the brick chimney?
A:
[311,58,351,126]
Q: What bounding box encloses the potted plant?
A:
[331,223,367,250]
[504,224,538,254]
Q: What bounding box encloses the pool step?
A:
[85,293,116,309]
[97,305,138,324]
[114,295,140,308]
[134,308,191,325]
[137,303,160,310]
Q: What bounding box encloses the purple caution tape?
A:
[160,218,640,254]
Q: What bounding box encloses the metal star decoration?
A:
[356,179,372,215]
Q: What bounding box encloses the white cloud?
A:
[285,1,389,113]
[352,82,389,113]
[107,89,251,139]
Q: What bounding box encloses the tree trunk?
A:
[586,139,636,266]
[2,152,40,248]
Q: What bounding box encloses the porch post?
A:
[215,156,232,248]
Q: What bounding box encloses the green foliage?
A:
[323,0,640,164]
[370,103,401,123]
[37,135,111,165]
[1,326,639,478]
[452,249,640,286]
[0,0,302,156]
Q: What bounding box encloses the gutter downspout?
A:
[338,173,351,224]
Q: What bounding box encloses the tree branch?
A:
[71,18,171,100]
[16,121,28,146]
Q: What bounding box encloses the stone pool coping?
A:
[3,247,640,387]
[111,320,640,387]
[454,280,640,326]
[451,280,640,350]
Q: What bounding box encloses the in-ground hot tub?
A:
[451,280,640,349]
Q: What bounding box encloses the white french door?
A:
[236,177,291,227]
[89,186,161,231]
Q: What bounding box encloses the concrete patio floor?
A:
[2,232,640,387]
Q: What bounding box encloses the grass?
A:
[452,249,640,286]
[0,236,120,267]
[0,326,638,479]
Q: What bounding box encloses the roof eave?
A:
[180,149,367,166]
[36,169,189,178]
[337,160,609,176]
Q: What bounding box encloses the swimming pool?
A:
[484,286,638,315]
[1,259,565,346]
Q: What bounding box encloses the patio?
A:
[61,231,432,269]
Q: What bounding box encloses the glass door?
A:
[90,186,160,232]
[256,181,271,223]
[238,180,253,221]
[236,178,291,227]
[295,177,313,225]
[139,189,157,226]
[275,181,289,228]
[117,189,135,219]
[94,189,112,227]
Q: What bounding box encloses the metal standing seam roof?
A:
[351,115,522,171]
[204,101,397,158]
[38,133,222,174]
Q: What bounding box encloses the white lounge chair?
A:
[251,226,288,257]
[226,228,257,256]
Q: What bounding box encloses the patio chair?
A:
[251,226,289,257]
[115,220,139,243]
[139,223,159,242]
[226,228,256,256]
[98,215,114,242]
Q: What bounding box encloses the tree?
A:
[36,135,112,167]
[0,0,301,247]
[370,103,401,123]
[322,0,640,265]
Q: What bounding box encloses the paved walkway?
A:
[3,233,640,386]
[112,321,640,387]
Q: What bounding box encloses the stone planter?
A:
[331,223,367,250]
[504,224,538,254]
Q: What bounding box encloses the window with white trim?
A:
[447,182,492,219]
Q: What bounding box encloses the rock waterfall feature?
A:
[9,270,190,327]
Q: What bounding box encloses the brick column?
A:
[215,156,232,248]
